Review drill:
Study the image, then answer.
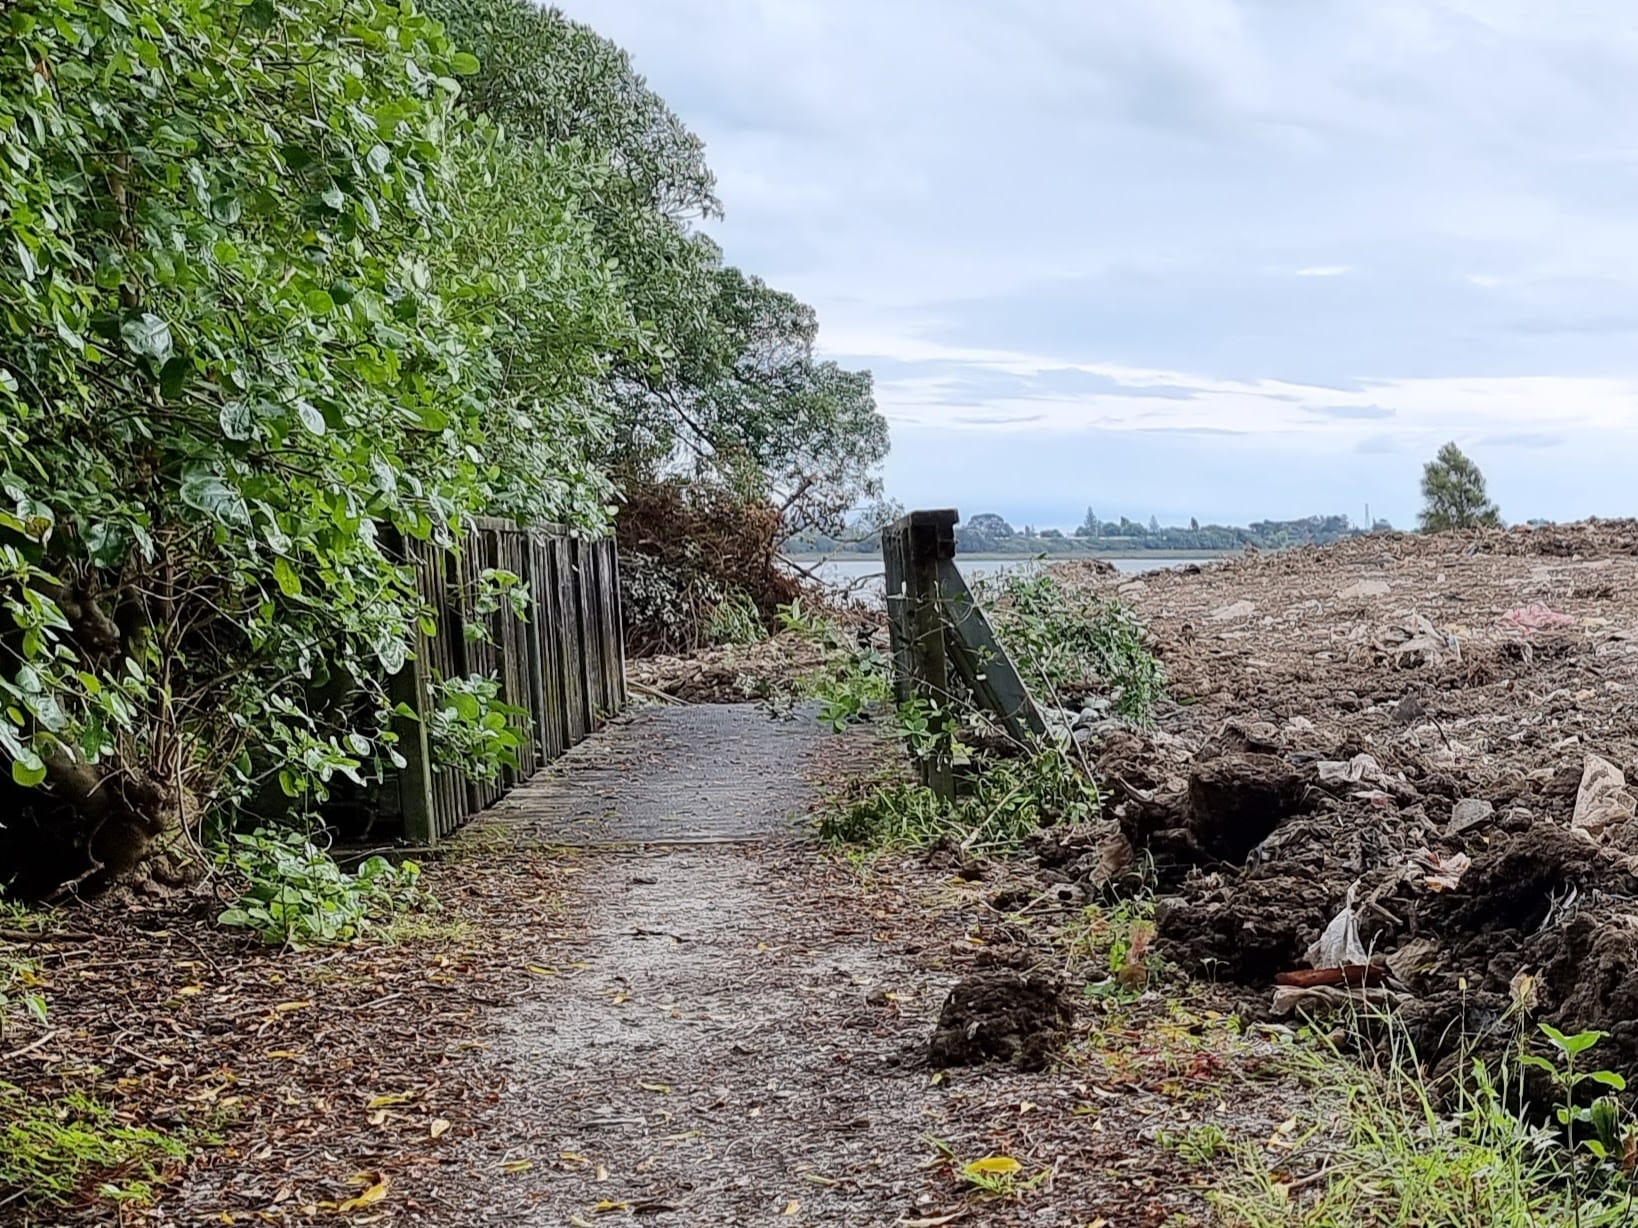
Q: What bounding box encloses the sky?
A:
[563,0,1638,530]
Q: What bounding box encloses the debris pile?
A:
[1050,522,1638,1071]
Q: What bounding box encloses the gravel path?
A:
[451,705,956,1226]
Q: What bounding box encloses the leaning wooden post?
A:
[902,509,959,800]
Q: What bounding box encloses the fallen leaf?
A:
[639,1082,671,1094]
[962,1156,1020,1176]
[592,1200,629,1214]
[783,1200,800,1216]
[430,1118,451,1139]
[526,964,559,976]
[367,1092,415,1108]
[274,1000,312,1012]
[502,1160,533,1173]
[336,1174,388,1212]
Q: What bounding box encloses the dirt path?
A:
[447,705,956,1226]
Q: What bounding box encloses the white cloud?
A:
[563,0,1638,520]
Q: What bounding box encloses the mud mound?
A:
[1038,523,1638,1073]
[927,970,1074,1072]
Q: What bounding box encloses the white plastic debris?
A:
[1305,882,1368,969]
[1572,754,1637,839]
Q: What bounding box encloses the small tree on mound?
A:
[1419,443,1502,532]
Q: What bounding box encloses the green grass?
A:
[1213,1036,1637,1227]
[0,1083,186,1208]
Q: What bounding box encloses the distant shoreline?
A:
[790,548,1242,563]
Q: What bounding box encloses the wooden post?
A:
[879,509,1047,801]
[889,510,959,799]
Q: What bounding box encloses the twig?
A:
[628,680,690,705]
[1,1029,60,1062]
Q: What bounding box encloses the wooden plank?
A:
[556,537,588,743]
[606,541,627,712]
[935,557,1047,742]
[881,524,912,706]
[391,572,438,847]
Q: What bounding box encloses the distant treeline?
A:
[788,509,1396,556]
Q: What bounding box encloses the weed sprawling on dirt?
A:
[216,829,431,948]
[0,1083,186,1209]
[818,748,1100,856]
[0,895,49,1038]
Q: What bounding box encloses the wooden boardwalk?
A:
[477,703,822,846]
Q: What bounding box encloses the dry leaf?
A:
[962,1156,1020,1176]
[783,1201,800,1216]
[502,1159,533,1173]
[274,1000,312,1012]
[592,1200,629,1214]
[366,1092,415,1108]
[639,1082,671,1094]
[336,1175,388,1212]
[430,1118,451,1139]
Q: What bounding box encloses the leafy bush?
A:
[217,830,426,948]
[0,0,618,887]
[425,674,524,782]
[707,589,766,647]
[0,1082,184,1208]
[975,570,1166,721]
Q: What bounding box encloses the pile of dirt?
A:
[1041,522,1638,1072]
[927,969,1075,1072]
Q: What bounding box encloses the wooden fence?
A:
[387,518,624,842]
[881,509,1045,799]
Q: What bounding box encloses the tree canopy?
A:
[0,0,887,888]
[1419,442,1502,532]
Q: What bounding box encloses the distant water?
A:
[803,555,1197,597]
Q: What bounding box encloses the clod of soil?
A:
[1187,752,1311,862]
[927,969,1075,1072]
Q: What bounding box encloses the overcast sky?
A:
[563,0,1638,530]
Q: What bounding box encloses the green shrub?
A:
[425,674,525,782]
[976,571,1166,721]
[217,830,427,948]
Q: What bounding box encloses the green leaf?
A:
[450,51,480,74]
[159,355,191,400]
[366,143,392,174]
[179,470,250,525]
[220,400,254,441]
[120,313,173,361]
[295,401,326,436]
[272,557,302,598]
[1589,1070,1627,1090]
[1541,1022,1607,1057]
[304,288,335,315]
[11,752,46,788]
